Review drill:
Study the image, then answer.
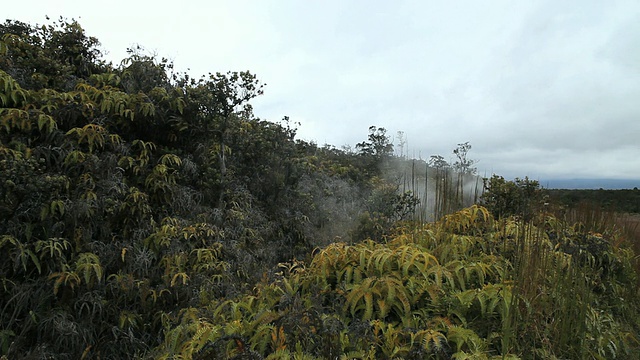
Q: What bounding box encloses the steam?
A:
[384,158,483,222]
[297,172,366,245]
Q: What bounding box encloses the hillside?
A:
[1,19,639,359]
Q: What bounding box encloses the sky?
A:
[5,0,640,182]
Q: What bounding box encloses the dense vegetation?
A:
[1,19,638,359]
[547,188,640,214]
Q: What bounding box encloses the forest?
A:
[1,18,639,359]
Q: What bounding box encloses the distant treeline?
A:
[546,188,640,213]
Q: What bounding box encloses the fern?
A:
[49,265,81,295]
[417,329,448,353]
[447,326,485,354]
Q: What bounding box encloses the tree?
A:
[0,18,104,90]
[480,175,543,220]
[429,155,453,219]
[352,183,420,242]
[183,71,264,210]
[452,142,476,175]
[0,19,201,357]
[356,126,394,176]
[357,126,394,159]
[396,130,408,159]
[452,142,478,211]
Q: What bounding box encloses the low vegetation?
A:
[157,205,640,359]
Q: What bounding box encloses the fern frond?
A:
[447,326,485,353]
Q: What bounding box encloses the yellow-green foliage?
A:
[3,19,638,359]
[155,205,639,359]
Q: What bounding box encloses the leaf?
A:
[75,253,103,287]
[447,326,485,353]
[27,249,42,274]
[39,113,58,134]
[10,88,26,105]
[159,153,182,167]
[171,272,189,287]
[0,235,18,249]
[49,268,81,295]
[455,289,477,308]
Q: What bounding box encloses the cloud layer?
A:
[6,0,640,180]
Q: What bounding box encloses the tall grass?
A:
[619,214,640,286]
[507,219,584,357]
[499,206,640,358]
[559,201,640,285]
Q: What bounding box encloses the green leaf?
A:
[27,249,42,274]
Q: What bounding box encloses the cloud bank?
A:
[6,0,640,180]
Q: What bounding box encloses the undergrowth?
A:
[155,205,640,359]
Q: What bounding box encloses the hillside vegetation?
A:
[1,19,639,359]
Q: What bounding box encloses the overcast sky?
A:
[6,1,640,181]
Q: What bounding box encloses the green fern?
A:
[447,326,486,354]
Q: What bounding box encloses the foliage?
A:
[356,126,394,177]
[351,182,420,242]
[480,175,545,220]
[156,205,640,359]
[1,18,638,359]
[452,142,476,175]
[0,18,291,358]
